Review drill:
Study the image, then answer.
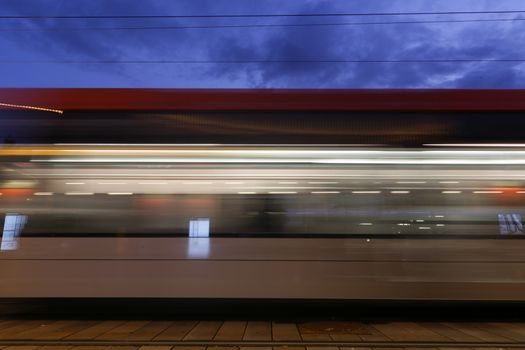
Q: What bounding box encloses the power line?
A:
[0,59,524,64]
[1,17,524,32]
[2,9,525,19]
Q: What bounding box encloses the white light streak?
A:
[268,191,297,194]
[65,192,94,196]
[473,191,503,194]
[442,190,462,194]
[107,192,133,195]
[32,156,525,165]
[425,143,525,147]
[98,182,128,185]
[55,143,222,146]
[352,191,381,194]
[359,223,373,226]
[65,182,85,185]
[26,172,525,179]
[237,191,257,194]
[138,182,168,185]
[390,190,410,194]
[396,181,426,184]
[182,181,213,185]
[311,191,340,194]
[419,226,431,230]
[33,192,53,196]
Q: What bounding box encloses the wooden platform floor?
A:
[1,319,525,349]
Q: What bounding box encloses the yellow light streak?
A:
[0,102,63,114]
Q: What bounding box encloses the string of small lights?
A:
[0,102,63,114]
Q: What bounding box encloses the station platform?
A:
[0,319,525,349]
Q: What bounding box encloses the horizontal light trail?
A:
[107,192,133,195]
[33,192,53,196]
[138,182,168,185]
[98,182,128,185]
[442,191,462,194]
[268,191,297,194]
[237,191,257,194]
[53,143,382,147]
[0,102,63,114]
[182,181,213,185]
[390,190,410,194]
[473,190,503,194]
[14,146,525,167]
[352,191,381,194]
[26,173,525,178]
[308,181,339,184]
[311,191,340,194]
[64,192,94,196]
[11,147,525,155]
[425,143,525,147]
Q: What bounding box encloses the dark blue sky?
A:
[1,0,525,88]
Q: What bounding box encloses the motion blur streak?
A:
[2,144,525,299]
[1,144,524,235]
[7,146,525,165]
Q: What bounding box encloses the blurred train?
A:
[2,89,525,301]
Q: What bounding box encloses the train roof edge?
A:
[1,88,525,112]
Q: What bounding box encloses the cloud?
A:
[1,0,525,87]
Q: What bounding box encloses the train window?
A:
[1,213,27,251]
[498,214,523,235]
[189,218,210,238]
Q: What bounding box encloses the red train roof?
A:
[1,88,525,112]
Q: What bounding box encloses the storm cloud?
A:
[1,0,524,88]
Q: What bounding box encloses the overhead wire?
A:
[2,9,524,68]
[0,17,524,32]
[2,9,525,19]
[0,59,524,64]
